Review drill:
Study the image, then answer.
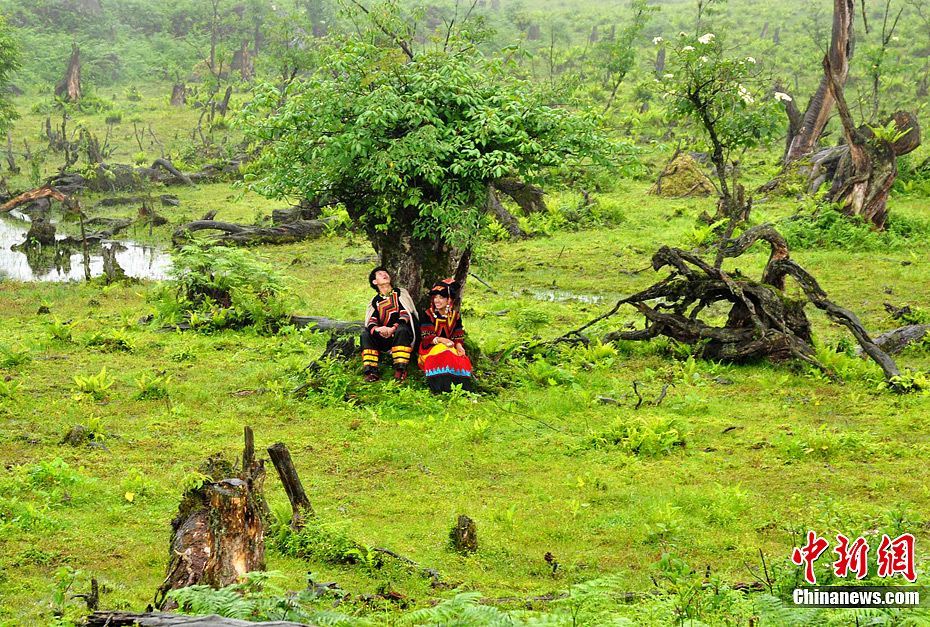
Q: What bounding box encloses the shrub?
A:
[587,415,687,456]
[73,367,114,401]
[154,244,293,332]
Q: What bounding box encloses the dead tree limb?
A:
[266,443,313,530]
[0,186,66,212]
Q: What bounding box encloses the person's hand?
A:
[455,344,466,357]
[375,326,389,337]
[442,338,455,348]
[384,326,396,338]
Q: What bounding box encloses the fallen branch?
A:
[0,186,65,212]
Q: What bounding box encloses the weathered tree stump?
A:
[449,515,478,554]
[55,43,82,102]
[170,83,186,107]
[25,218,56,245]
[154,428,268,610]
[102,243,127,283]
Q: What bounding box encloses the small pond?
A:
[0,212,172,282]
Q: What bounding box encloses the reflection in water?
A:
[0,214,172,282]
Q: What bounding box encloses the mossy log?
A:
[172,218,334,246]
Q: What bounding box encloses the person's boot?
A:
[364,369,380,383]
[393,368,408,382]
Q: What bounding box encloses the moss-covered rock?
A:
[650,154,715,197]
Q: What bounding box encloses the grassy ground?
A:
[1,90,930,625]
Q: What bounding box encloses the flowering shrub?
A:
[658,32,782,160]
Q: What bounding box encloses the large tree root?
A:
[172,218,335,246]
[543,225,901,383]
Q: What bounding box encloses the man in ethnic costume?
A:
[361,267,417,382]
[418,278,474,393]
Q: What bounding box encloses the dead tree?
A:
[153,428,267,610]
[485,184,526,238]
[822,56,920,228]
[55,44,82,102]
[784,0,854,164]
[549,225,901,384]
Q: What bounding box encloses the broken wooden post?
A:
[154,428,267,610]
[267,442,313,530]
[449,515,478,554]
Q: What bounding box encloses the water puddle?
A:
[0,213,171,282]
[520,289,607,304]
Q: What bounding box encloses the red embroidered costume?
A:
[418,279,474,393]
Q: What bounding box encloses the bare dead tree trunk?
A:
[823,56,920,228]
[55,43,82,102]
[784,0,855,164]
[217,86,233,117]
[267,443,313,530]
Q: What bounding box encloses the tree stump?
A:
[449,515,478,554]
[102,243,127,283]
[170,83,186,107]
[25,218,56,245]
[55,43,82,102]
[154,429,268,610]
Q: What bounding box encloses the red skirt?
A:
[418,345,473,392]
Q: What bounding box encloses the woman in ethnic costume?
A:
[418,278,474,393]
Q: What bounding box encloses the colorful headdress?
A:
[428,278,460,300]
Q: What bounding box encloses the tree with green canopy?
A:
[239,0,611,303]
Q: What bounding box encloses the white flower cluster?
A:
[774,91,793,102]
[682,45,695,52]
[653,36,664,45]
[698,32,715,44]
[745,56,756,64]
[737,84,754,104]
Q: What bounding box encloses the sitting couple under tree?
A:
[360,267,473,393]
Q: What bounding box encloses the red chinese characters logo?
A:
[877,533,916,582]
[792,531,829,584]
[791,531,916,584]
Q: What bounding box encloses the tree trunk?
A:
[55,43,82,102]
[87,612,307,626]
[154,430,267,610]
[170,83,186,107]
[376,229,461,307]
[485,185,526,238]
[824,53,920,228]
[784,0,855,164]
